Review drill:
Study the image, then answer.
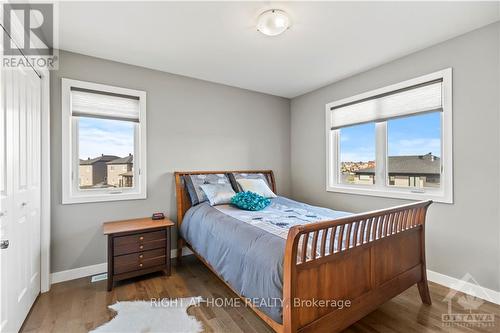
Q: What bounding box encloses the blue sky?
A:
[78,117,134,159]
[78,112,440,162]
[340,112,441,162]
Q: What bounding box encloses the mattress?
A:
[179,196,351,323]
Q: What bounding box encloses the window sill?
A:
[326,185,453,204]
[62,191,147,205]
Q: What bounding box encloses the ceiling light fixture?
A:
[257,9,291,36]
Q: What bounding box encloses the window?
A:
[62,79,147,204]
[326,69,453,203]
[339,123,376,185]
[387,112,441,189]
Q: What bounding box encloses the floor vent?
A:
[91,273,108,283]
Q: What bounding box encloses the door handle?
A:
[0,240,9,249]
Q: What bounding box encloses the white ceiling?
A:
[58,1,500,98]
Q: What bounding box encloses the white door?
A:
[0,66,42,332]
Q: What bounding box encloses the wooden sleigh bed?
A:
[174,170,433,333]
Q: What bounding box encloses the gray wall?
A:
[50,50,291,273]
[290,23,500,291]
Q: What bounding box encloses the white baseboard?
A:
[51,262,108,285]
[427,269,500,305]
[50,247,193,285]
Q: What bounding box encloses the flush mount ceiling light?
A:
[257,9,291,36]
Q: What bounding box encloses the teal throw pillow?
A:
[231,191,271,211]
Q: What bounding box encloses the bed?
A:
[175,170,432,333]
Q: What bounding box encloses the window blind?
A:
[71,88,140,122]
[330,79,442,129]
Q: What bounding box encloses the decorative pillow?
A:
[184,174,231,205]
[236,178,277,198]
[228,173,272,192]
[231,191,271,211]
[200,183,236,206]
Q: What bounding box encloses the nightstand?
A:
[103,217,174,291]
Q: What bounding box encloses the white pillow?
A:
[236,178,277,198]
[200,183,236,206]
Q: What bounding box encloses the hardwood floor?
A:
[22,256,499,332]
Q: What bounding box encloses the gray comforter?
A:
[179,196,351,323]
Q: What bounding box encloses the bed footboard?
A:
[282,200,432,333]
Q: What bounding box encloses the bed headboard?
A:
[174,170,275,227]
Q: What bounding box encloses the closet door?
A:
[0,67,41,333]
[0,64,14,333]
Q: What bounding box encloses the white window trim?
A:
[61,78,147,204]
[325,68,453,204]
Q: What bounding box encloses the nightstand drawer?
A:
[114,249,166,275]
[115,248,165,265]
[113,230,166,255]
[114,239,165,256]
[114,230,165,246]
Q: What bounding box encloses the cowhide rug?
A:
[90,297,203,333]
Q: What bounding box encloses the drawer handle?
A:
[139,254,144,259]
[139,236,144,241]
[139,245,144,250]
[139,263,143,268]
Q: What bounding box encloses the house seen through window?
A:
[78,117,135,189]
[340,112,441,189]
